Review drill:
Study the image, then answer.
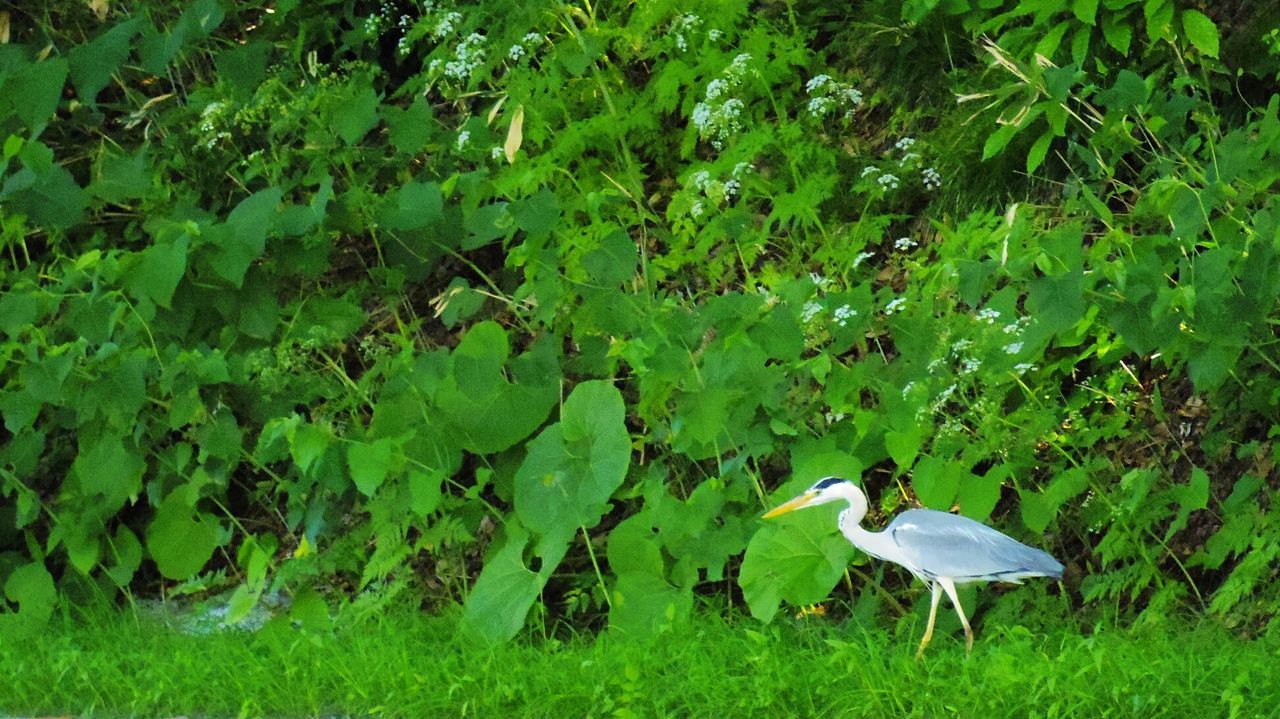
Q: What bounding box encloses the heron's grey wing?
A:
[885,509,1063,583]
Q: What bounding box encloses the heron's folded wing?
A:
[886,509,1063,582]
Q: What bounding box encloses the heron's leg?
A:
[938,578,974,654]
[915,582,943,661]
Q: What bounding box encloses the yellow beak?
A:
[762,492,818,519]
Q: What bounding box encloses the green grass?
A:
[3,604,1276,718]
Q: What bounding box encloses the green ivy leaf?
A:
[1180,10,1219,58]
[147,492,219,581]
[332,87,381,144]
[72,435,145,512]
[384,97,436,153]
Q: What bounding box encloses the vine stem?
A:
[581,525,612,609]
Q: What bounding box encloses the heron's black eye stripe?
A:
[812,477,846,491]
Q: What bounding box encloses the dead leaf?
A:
[0,12,10,44]
[504,105,524,164]
[88,0,109,21]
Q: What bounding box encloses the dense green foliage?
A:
[3,0,1280,644]
[4,605,1276,717]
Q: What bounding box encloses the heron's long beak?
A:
[762,491,818,519]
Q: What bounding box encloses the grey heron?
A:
[763,476,1063,658]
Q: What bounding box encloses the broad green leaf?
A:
[214,41,270,94]
[981,123,1019,161]
[1180,9,1219,58]
[384,97,435,153]
[68,20,140,107]
[332,87,380,144]
[1072,0,1098,25]
[210,187,282,287]
[408,469,443,516]
[510,188,560,237]
[1187,341,1239,392]
[884,427,921,469]
[381,180,444,231]
[436,335,559,455]
[289,422,332,475]
[127,236,189,309]
[460,528,547,644]
[739,506,854,622]
[1143,0,1174,42]
[0,293,37,338]
[147,492,219,580]
[514,381,630,550]
[72,435,145,512]
[347,438,394,497]
[1101,11,1134,54]
[1027,270,1085,334]
[104,525,143,588]
[957,466,1004,520]
[610,572,691,636]
[2,164,89,229]
[1166,467,1210,540]
[0,562,56,640]
[911,455,964,510]
[5,58,68,131]
[91,148,151,202]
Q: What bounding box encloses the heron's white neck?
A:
[837,496,905,566]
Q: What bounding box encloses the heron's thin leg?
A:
[938,578,974,654]
[915,582,943,661]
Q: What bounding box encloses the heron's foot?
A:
[915,634,932,661]
[964,627,974,654]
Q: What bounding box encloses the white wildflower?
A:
[861,165,879,178]
[801,301,822,322]
[691,200,705,218]
[706,78,729,100]
[806,75,832,94]
[491,146,504,159]
[894,236,917,250]
[902,381,916,398]
[885,297,906,314]
[723,178,741,198]
[732,161,753,178]
[977,308,1001,324]
[708,28,724,41]
[878,174,900,190]
[456,130,471,151]
[1004,342,1024,355]
[833,304,857,327]
[961,358,981,374]
[690,170,713,191]
[895,137,916,152]
[433,11,461,38]
[508,44,526,61]
[922,167,942,190]
[809,272,831,290]
[852,251,874,268]
[807,96,835,116]
[1014,362,1036,373]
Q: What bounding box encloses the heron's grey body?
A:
[763,477,1063,657]
[861,508,1064,584]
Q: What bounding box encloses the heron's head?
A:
[762,477,861,518]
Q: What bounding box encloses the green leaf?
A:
[68,20,140,108]
[1143,0,1174,42]
[1166,467,1210,540]
[1098,70,1149,111]
[332,87,381,144]
[408,468,443,516]
[210,187,282,287]
[1181,9,1219,58]
[127,235,189,308]
[514,381,630,550]
[5,58,68,131]
[1101,11,1134,54]
[288,422,332,476]
[739,507,854,622]
[2,164,89,229]
[0,292,37,338]
[957,466,1004,521]
[1027,131,1053,174]
[981,124,1019,161]
[214,41,270,95]
[1072,0,1098,25]
[147,491,220,581]
[460,528,549,644]
[104,525,143,588]
[382,180,444,231]
[510,188,560,237]
[72,435,145,512]
[347,438,395,497]
[91,148,151,202]
[0,562,56,640]
[911,456,964,510]
[1027,269,1085,334]
[884,427,921,470]
[384,97,435,153]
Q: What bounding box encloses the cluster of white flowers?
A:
[690,200,705,218]
[852,251,874,268]
[684,162,753,217]
[902,381,917,398]
[199,102,231,149]
[456,130,471,151]
[824,410,846,424]
[1003,341,1024,354]
[433,10,462,38]
[922,167,942,190]
[1003,315,1032,334]
[708,28,725,41]
[490,146,504,160]
[833,304,857,327]
[976,307,1001,324]
[862,138,944,193]
[894,236,917,251]
[692,54,752,149]
[442,32,486,81]
[1013,362,1037,373]
[508,31,543,62]
[935,383,957,406]
[672,13,701,52]
[885,296,906,314]
[801,301,823,323]
[960,357,982,375]
[805,74,863,119]
[809,272,832,290]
